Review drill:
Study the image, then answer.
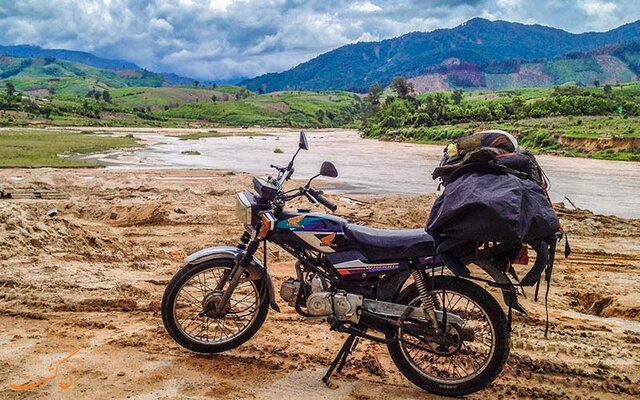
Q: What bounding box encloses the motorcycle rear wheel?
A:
[386,275,509,396]
[162,259,269,353]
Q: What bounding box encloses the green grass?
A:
[373,115,640,160]
[157,90,359,128]
[0,129,139,167]
[109,86,247,111]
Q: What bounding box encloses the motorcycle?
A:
[161,131,512,396]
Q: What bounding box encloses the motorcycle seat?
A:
[344,224,436,261]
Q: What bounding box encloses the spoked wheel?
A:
[162,259,269,353]
[387,275,509,396]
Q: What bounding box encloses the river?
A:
[84,129,640,218]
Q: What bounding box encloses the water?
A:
[86,129,640,218]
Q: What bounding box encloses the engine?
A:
[279,276,363,323]
[279,277,301,306]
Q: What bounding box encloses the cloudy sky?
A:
[1,0,639,81]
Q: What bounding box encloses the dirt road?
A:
[1,168,639,399]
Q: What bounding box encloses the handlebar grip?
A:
[308,188,337,212]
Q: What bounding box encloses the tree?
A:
[603,84,612,97]
[5,82,15,97]
[367,83,382,105]
[211,95,217,102]
[102,90,111,102]
[380,99,409,128]
[194,80,200,88]
[593,80,600,87]
[390,76,414,99]
[451,89,464,105]
[93,91,101,100]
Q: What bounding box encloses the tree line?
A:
[361,76,640,137]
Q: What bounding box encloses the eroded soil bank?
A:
[0,168,639,399]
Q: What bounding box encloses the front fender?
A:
[184,245,280,312]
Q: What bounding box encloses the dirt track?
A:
[1,168,639,399]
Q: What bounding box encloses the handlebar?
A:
[307,188,337,212]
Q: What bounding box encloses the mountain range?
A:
[240,17,640,92]
[4,18,640,95]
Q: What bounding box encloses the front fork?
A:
[213,229,261,314]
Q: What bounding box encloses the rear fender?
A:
[185,245,280,312]
[439,252,526,314]
[472,257,527,315]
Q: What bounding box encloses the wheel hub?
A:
[201,291,228,318]
[428,323,463,356]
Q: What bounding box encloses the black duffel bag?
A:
[426,170,560,251]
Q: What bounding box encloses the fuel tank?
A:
[274,210,404,278]
[274,210,349,253]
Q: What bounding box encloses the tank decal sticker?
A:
[333,259,400,275]
[293,232,343,253]
[275,215,342,232]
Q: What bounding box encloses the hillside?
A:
[407,41,640,92]
[0,44,140,71]
[157,90,360,127]
[109,85,245,111]
[241,18,640,92]
[0,44,196,85]
[0,56,176,96]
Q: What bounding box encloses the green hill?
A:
[241,18,640,92]
[0,56,166,96]
[110,86,246,111]
[157,91,361,127]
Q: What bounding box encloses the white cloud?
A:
[350,1,382,13]
[581,1,617,16]
[149,18,174,32]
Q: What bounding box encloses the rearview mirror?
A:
[299,131,309,150]
[320,161,338,178]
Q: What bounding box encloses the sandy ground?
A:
[0,168,639,399]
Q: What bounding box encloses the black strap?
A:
[520,239,549,286]
[564,232,571,258]
[543,239,557,338]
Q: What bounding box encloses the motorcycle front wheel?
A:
[162,258,269,353]
[386,275,510,396]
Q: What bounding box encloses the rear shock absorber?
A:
[412,270,439,328]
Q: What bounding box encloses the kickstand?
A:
[322,334,359,385]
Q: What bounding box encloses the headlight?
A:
[235,191,252,225]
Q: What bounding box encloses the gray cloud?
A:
[0,0,639,81]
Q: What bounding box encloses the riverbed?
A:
[83,128,640,218]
